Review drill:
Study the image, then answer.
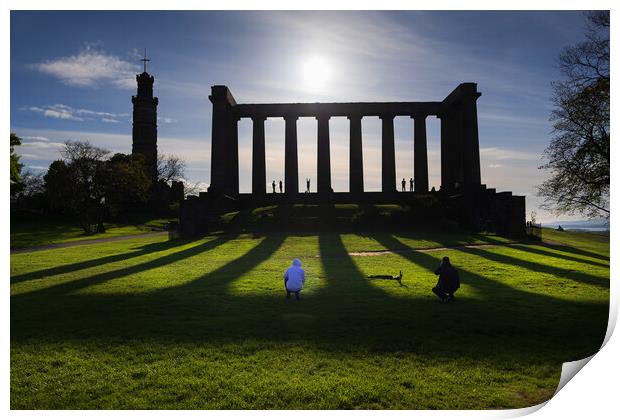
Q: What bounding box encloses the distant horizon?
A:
[10,10,598,222]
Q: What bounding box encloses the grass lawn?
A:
[10,216,172,249]
[10,228,609,409]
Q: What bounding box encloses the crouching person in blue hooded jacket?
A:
[284,258,305,301]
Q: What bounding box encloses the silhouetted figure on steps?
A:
[279,180,283,193]
[402,178,406,192]
[272,180,276,193]
[409,178,414,192]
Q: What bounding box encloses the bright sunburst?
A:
[301,56,331,91]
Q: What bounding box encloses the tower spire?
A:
[140,48,150,73]
[132,48,158,181]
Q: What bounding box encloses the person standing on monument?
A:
[272,180,276,193]
[402,178,406,192]
[306,178,311,193]
[279,180,283,193]
[409,178,414,192]
[284,258,305,301]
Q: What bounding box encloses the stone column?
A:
[463,93,482,186]
[413,114,429,192]
[208,85,236,195]
[452,104,465,188]
[252,115,266,194]
[284,115,299,194]
[228,115,240,195]
[380,114,396,192]
[439,113,451,191]
[316,114,332,194]
[348,114,364,193]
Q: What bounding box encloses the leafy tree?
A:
[44,160,74,212]
[44,141,151,234]
[538,11,609,219]
[104,153,151,217]
[44,142,108,234]
[10,133,24,196]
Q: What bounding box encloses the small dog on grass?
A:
[368,270,403,286]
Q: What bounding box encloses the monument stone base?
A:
[179,187,525,238]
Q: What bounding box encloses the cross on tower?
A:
[140,48,150,73]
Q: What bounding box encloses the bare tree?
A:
[180,179,204,197]
[538,11,609,219]
[157,154,186,184]
[17,170,45,198]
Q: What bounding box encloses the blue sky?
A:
[11,11,592,222]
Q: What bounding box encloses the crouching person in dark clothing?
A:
[432,256,460,302]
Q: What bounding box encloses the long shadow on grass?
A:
[540,238,610,261]
[11,233,286,341]
[395,231,609,266]
[503,244,609,270]
[457,246,609,288]
[13,234,236,298]
[11,232,608,363]
[11,237,181,284]
[374,231,609,283]
[365,233,608,357]
[151,233,287,297]
[318,232,391,297]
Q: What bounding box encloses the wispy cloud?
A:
[27,105,83,121]
[24,104,129,123]
[22,135,50,142]
[11,126,209,169]
[480,147,542,161]
[478,112,550,127]
[32,45,139,89]
[158,117,177,124]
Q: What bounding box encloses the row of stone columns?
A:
[209,84,482,197]
[249,114,429,194]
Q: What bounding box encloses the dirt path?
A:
[11,231,167,254]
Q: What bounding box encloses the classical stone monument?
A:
[180,83,525,237]
[131,52,158,181]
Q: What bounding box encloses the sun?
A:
[301,56,332,91]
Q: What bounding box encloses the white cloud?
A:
[480,147,542,162]
[478,112,550,127]
[158,117,177,124]
[28,105,83,121]
[76,108,128,118]
[22,135,50,142]
[11,126,209,169]
[24,104,129,123]
[488,164,504,168]
[33,45,139,89]
[20,141,66,149]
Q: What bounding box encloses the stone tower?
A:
[131,52,158,181]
